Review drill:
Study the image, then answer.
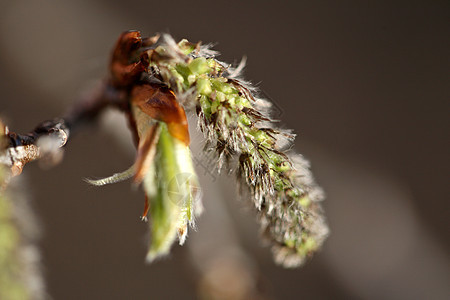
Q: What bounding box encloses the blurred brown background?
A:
[0,0,449,299]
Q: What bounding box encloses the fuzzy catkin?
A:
[144,34,328,267]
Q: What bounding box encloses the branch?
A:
[0,80,126,177]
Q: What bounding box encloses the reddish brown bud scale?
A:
[109,31,149,88]
[109,30,190,145]
[131,84,190,146]
[111,30,143,65]
[133,122,160,184]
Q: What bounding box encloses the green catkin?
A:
[146,34,328,267]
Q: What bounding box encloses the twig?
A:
[0,80,126,176]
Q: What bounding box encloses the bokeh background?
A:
[0,0,448,299]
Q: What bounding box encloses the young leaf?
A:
[132,104,201,261]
